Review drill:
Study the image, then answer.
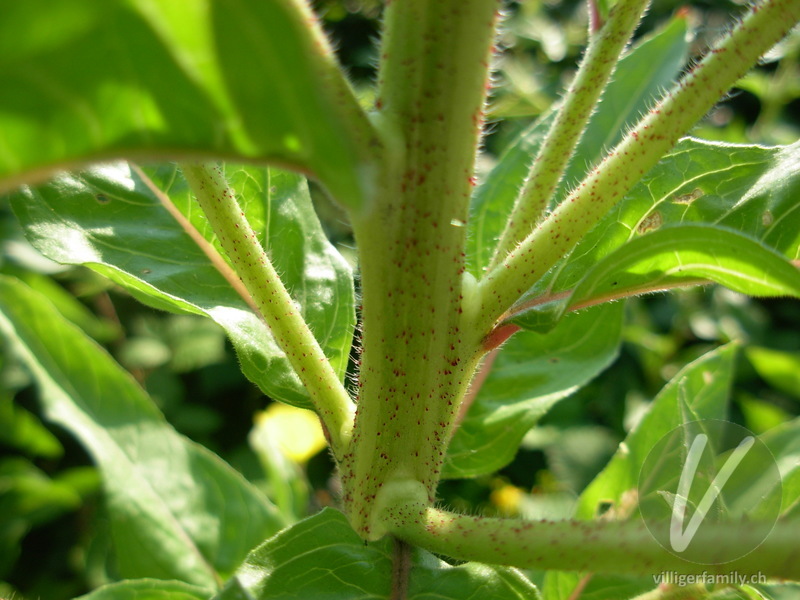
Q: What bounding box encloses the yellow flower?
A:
[254,403,326,464]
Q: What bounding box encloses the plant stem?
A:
[489,0,651,269]
[340,0,501,539]
[391,538,412,600]
[181,162,354,457]
[476,0,800,331]
[381,504,800,579]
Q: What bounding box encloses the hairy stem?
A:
[381,503,800,579]
[181,162,354,457]
[476,0,800,331]
[340,0,501,539]
[489,0,651,268]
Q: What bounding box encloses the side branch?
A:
[181,162,354,457]
[381,503,800,579]
[489,0,651,268]
[475,0,800,331]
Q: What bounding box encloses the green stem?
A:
[381,503,800,579]
[181,163,354,457]
[340,0,501,539]
[489,0,651,269]
[476,0,800,331]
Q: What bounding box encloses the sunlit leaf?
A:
[519,140,800,325]
[214,508,539,600]
[0,276,284,589]
[746,346,800,400]
[0,0,377,208]
[76,579,210,600]
[575,344,737,519]
[511,225,800,332]
[758,418,800,518]
[10,162,355,408]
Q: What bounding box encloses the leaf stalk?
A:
[381,503,800,579]
[181,162,355,457]
[489,0,651,268]
[477,0,800,332]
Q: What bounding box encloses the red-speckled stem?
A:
[382,503,800,579]
[341,0,502,539]
[181,163,354,457]
[477,0,800,332]
[489,0,651,268]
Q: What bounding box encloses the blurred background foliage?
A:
[1,1,799,598]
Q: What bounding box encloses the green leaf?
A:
[542,571,652,600]
[443,303,624,479]
[575,344,737,520]
[0,394,63,458]
[746,346,800,400]
[409,561,539,600]
[248,409,312,522]
[0,268,119,343]
[0,458,84,578]
[541,345,743,600]
[76,579,211,600]
[511,225,800,331]
[747,582,800,600]
[519,140,800,322]
[569,225,800,299]
[215,508,539,600]
[757,418,800,518]
[0,276,284,589]
[0,0,376,208]
[738,393,792,435]
[10,161,355,409]
[468,15,690,275]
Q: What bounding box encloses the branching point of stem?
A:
[477,0,800,331]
